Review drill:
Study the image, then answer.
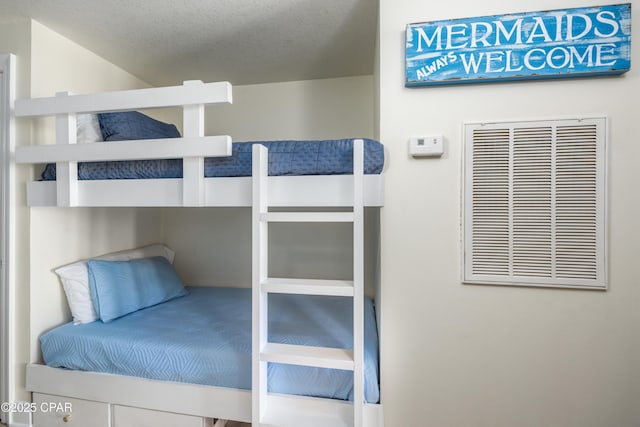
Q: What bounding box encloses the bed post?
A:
[353,138,365,427]
[54,92,78,207]
[252,144,269,425]
[182,80,206,206]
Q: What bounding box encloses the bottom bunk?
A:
[27,365,383,426]
[31,286,382,426]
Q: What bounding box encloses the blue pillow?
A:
[87,256,188,322]
[97,111,181,141]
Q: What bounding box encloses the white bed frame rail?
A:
[14,80,233,207]
[26,364,384,426]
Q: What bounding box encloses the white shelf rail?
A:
[14,80,233,207]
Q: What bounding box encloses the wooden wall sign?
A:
[405,4,631,86]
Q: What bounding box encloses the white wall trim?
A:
[0,53,16,426]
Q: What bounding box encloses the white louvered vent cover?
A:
[463,118,606,289]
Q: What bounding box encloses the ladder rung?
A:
[262,278,355,297]
[260,394,355,427]
[260,343,354,370]
[260,212,354,223]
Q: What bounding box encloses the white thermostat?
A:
[409,135,444,157]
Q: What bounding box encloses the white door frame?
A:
[0,53,16,426]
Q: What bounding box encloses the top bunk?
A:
[15,80,385,208]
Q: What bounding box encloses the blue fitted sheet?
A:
[41,138,384,180]
[40,286,380,403]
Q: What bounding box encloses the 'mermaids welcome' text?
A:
[406,5,630,84]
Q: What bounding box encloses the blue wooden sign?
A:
[405,4,631,86]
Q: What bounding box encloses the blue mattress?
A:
[41,139,384,180]
[40,286,380,403]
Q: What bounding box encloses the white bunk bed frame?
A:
[16,81,384,427]
[15,80,383,208]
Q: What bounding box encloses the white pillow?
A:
[54,244,176,324]
[76,113,103,143]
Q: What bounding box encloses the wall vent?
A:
[463,118,606,289]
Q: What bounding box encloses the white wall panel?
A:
[378,1,640,426]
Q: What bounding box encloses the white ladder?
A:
[251,140,365,427]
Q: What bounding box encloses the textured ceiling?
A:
[0,0,378,86]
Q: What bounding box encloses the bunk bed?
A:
[16,81,384,427]
[16,81,383,208]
